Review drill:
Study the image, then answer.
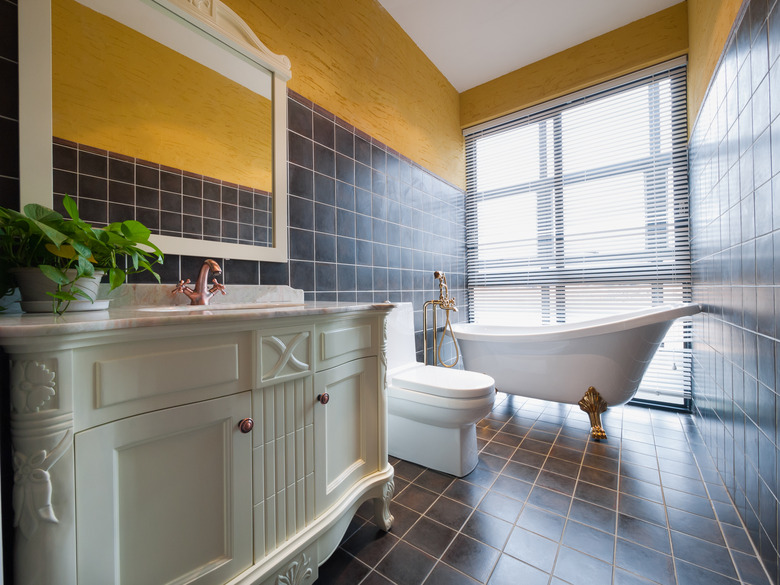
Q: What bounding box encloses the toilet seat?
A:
[391,364,495,399]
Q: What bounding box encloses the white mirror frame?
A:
[19,0,291,262]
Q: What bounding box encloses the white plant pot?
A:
[10,268,107,313]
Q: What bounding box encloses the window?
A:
[464,59,691,407]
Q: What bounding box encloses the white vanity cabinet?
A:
[0,305,394,585]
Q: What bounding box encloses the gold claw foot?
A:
[578,386,608,441]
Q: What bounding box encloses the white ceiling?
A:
[377,0,682,92]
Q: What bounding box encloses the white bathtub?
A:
[451,304,701,410]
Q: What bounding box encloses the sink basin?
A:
[136,302,303,312]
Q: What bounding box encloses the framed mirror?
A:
[19,0,290,262]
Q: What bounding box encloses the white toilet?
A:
[386,303,496,477]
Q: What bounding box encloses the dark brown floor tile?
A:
[394,460,427,481]
[617,513,671,554]
[542,456,580,478]
[582,452,620,473]
[492,431,524,448]
[425,496,472,531]
[663,486,716,518]
[615,538,676,585]
[501,460,540,483]
[516,505,566,541]
[659,471,707,497]
[490,475,532,503]
[501,422,530,437]
[569,499,617,534]
[712,500,743,525]
[618,476,664,503]
[443,479,487,508]
[675,559,740,585]
[375,541,435,585]
[422,562,480,585]
[620,449,659,470]
[510,448,546,468]
[394,484,438,514]
[482,441,516,460]
[342,523,400,567]
[477,491,525,523]
[721,522,756,553]
[554,434,587,453]
[667,507,725,545]
[520,437,553,455]
[487,554,550,585]
[618,492,668,527]
[585,440,620,459]
[553,545,613,583]
[562,519,615,563]
[404,517,456,558]
[461,509,513,549]
[503,526,558,573]
[391,477,410,499]
[441,534,500,583]
[526,485,572,516]
[658,458,702,480]
[386,503,421,538]
[574,480,617,509]
[315,549,371,585]
[360,570,395,584]
[549,444,583,464]
[477,453,509,474]
[732,550,773,585]
[535,470,576,496]
[415,469,455,493]
[579,466,619,490]
[461,465,498,489]
[620,461,661,485]
[670,531,738,579]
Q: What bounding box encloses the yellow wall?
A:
[687,0,744,126]
[53,0,273,190]
[229,0,463,188]
[460,3,689,130]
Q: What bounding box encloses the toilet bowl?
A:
[386,303,495,477]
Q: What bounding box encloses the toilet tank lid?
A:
[391,365,495,398]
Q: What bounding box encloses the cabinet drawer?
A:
[74,332,252,430]
[316,318,378,371]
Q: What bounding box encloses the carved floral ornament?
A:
[13,429,72,539]
[277,553,313,585]
[11,360,56,414]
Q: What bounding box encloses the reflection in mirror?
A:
[19,0,290,261]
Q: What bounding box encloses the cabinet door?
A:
[75,393,253,585]
[314,357,379,514]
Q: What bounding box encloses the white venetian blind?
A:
[464,59,692,406]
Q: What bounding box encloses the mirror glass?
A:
[20,0,290,262]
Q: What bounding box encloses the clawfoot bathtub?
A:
[451,304,701,439]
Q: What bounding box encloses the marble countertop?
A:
[0,284,395,340]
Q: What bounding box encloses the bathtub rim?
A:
[451,303,701,343]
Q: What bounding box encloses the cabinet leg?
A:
[373,479,394,531]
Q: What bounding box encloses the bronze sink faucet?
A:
[173,259,226,305]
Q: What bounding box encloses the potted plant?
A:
[0,195,163,314]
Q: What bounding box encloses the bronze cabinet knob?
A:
[317,393,330,405]
[238,418,254,433]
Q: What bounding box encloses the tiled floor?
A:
[315,392,771,585]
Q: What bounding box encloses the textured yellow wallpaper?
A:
[52,0,273,190]
[460,3,689,130]
[687,0,744,126]
[226,0,463,188]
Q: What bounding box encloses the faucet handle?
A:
[172,279,192,294]
[209,278,227,296]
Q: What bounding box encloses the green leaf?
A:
[38,264,70,285]
[108,267,125,290]
[62,195,80,220]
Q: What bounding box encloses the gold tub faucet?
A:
[173,259,226,305]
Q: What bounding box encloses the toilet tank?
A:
[386,302,418,372]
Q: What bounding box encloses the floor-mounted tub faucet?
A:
[173,258,226,305]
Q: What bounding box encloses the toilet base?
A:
[388,414,479,477]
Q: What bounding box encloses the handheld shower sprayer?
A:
[424,271,460,367]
